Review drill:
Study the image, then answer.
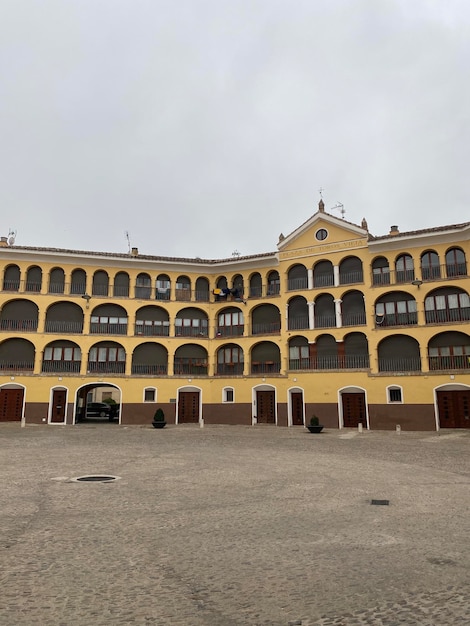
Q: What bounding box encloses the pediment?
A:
[277,211,368,260]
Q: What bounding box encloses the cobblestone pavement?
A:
[0,424,469,626]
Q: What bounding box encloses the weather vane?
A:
[318,187,324,199]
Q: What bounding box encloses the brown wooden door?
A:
[437,390,470,428]
[51,390,67,423]
[178,391,200,423]
[256,391,276,424]
[291,392,304,425]
[0,388,24,421]
[342,392,366,428]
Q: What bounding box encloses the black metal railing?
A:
[44,320,84,333]
[131,364,168,375]
[0,319,38,331]
[0,361,34,372]
[251,322,281,335]
[41,360,81,373]
[378,357,422,372]
[250,361,281,374]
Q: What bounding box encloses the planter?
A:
[307,425,324,433]
[152,421,167,429]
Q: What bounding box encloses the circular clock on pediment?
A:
[315,228,328,241]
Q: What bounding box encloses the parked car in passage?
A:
[86,402,112,419]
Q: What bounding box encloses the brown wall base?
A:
[368,404,436,431]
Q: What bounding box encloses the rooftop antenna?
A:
[125,231,131,254]
[7,229,17,246]
[318,186,324,199]
[331,202,345,219]
[232,250,241,258]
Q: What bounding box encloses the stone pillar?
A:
[334,298,343,328]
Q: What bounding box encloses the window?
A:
[388,387,403,403]
[144,388,156,402]
[315,228,328,241]
[223,388,234,402]
[44,346,81,361]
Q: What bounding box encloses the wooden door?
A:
[178,391,200,423]
[291,392,304,426]
[0,388,24,421]
[437,390,470,428]
[342,392,366,428]
[256,391,276,424]
[51,390,67,423]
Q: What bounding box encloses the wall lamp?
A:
[411,279,423,288]
[81,293,91,308]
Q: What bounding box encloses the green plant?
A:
[153,408,165,422]
[310,416,320,426]
[102,397,117,406]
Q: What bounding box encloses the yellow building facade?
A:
[1,202,469,430]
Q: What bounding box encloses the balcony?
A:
[215,326,244,337]
[339,270,364,285]
[90,322,128,335]
[131,364,168,375]
[428,355,470,371]
[313,315,336,329]
[342,313,367,327]
[313,274,334,288]
[0,361,34,372]
[0,319,38,332]
[251,322,281,335]
[378,357,421,372]
[41,360,81,373]
[375,312,417,328]
[251,361,281,374]
[287,277,308,291]
[87,361,126,374]
[216,363,244,375]
[287,316,309,331]
[425,307,470,324]
[134,322,170,337]
[288,355,370,370]
[174,359,208,375]
[45,320,84,333]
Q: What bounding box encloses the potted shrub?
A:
[307,415,324,433]
[152,408,167,429]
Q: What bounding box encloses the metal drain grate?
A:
[75,475,117,482]
[371,499,390,505]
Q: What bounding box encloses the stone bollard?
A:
[21,416,26,428]
[396,424,401,434]
[200,418,204,429]
[358,422,363,433]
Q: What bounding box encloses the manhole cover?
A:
[74,475,119,482]
[371,499,390,505]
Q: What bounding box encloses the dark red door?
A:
[51,390,67,423]
[437,390,470,428]
[256,391,275,424]
[0,388,24,421]
[178,391,200,423]
[342,392,367,428]
[291,392,304,425]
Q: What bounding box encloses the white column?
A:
[334,298,342,328]
[308,301,315,330]
[333,265,340,287]
[307,268,313,290]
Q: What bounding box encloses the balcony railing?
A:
[287,316,309,330]
[70,282,87,295]
[195,290,210,302]
[175,289,191,302]
[251,361,281,374]
[215,326,244,337]
[44,320,84,333]
[375,312,417,328]
[41,360,81,373]
[314,315,336,329]
[313,274,335,288]
[87,361,126,373]
[216,363,244,375]
[48,282,65,294]
[0,319,38,331]
[134,323,170,337]
[428,355,470,371]
[425,308,470,324]
[90,323,128,335]
[174,359,208,375]
[378,357,422,372]
[289,355,370,370]
[175,326,209,337]
[131,364,168,375]
[251,322,281,335]
[339,270,364,285]
[287,277,308,291]
[92,284,109,296]
[372,263,468,286]
[0,361,34,372]
[342,312,367,326]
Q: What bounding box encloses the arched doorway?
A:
[177,386,201,424]
[435,384,470,429]
[289,387,304,426]
[74,383,122,424]
[254,384,276,424]
[340,387,368,429]
[0,383,25,422]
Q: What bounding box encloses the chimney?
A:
[0,237,8,247]
[389,225,399,236]
[131,247,138,256]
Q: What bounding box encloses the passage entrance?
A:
[437,390,470,428]
[291,392,304,425]
[51,390,67,423]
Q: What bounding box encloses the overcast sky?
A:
[0,0,468,259]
